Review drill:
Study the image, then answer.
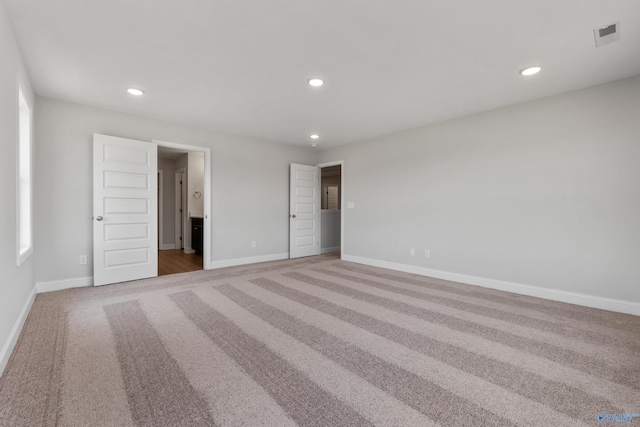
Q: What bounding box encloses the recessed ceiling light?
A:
[311,143,318,147]
[310,134,320,139]
[308,78,324,87]
[519,66,542,76]
[127,88,145,96]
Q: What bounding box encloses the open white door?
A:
[93,134,158,286]
[289,163,321,258]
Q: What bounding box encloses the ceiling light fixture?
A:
[519,66,542,76]
[127,88,145,96]
[311,143,317,147]
[308,78,324,87]
[310,134,320,140]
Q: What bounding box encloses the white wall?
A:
[177,151,205,252]
[187,152,204,218]
[176,153,188,173]
[321,211,341,253]
[34,97,316,285]
[158,157,176,248]
[0,2,36,375]
[319,75,640,308]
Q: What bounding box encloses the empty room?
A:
[1,1,639,426]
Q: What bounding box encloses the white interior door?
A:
[93,134,158,286]
[290,163,321,258]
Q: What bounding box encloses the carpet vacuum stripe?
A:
[313,267,639,350]
[334,263,640,331]
[321,265,640,344]
[254,273,640,408]
[137,294,299,427]
[104,300,217,427]
[0,254,637,426]
[215,283,513,427]
[248,276,623,424]
[0,300,67,427]
[170,290,372,427]
[189,286,438,426]
[283,271,640,390]
[309,268,634,364]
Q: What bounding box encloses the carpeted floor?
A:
[1,254,639,426]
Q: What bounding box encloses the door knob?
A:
[290,214,296,219]
[96,216,103,221]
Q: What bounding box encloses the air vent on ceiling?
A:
[594,21,620,47]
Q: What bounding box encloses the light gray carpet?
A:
[1,254,639,426]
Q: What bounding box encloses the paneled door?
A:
[93,134,158,286]
[289,163,321,258]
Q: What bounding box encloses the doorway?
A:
[93,134,211,286]
[319,163,342,255]
[156,142,209,276]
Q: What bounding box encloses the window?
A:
[17,81,33,266]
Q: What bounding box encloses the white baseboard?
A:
[211,253,289,269]
[321,246,340,254]
[0,285,37,377]
[36,277,93,293]
[184,247,196,254]
[160,244,175,250]
[342,255,640,316]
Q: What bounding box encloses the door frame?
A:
[158,169,165,249]
[317,160,344,258]
[154,139,212,270]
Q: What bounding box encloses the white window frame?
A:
[16,76,33,266]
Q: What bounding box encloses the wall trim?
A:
[0,285,36,377]
[321,246,340,254]
[342,255,640,316]
[36,276,93,293]
[160,244,175,250]
[211,253,289,269]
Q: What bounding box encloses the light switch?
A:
[347,202,355,209]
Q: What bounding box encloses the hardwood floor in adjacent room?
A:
[158,249,203,276]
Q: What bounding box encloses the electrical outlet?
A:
[409,248,415,256]
[251,241,256,248]
[424,250,430,258]
[79,255,87,265]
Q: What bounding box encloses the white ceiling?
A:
[5,0,640,149]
